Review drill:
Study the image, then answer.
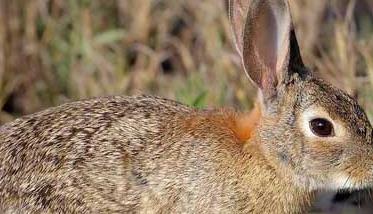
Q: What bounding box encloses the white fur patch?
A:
[329,173,352,190]
[307,173,353,191]
[295,175,352,192]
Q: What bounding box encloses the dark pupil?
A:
[309,118,334,137]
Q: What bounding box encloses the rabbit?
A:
[1,0,373,213]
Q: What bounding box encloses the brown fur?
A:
[0,95,312,213]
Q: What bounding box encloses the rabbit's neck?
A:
[175,105,313,212]
[232,103,315,213]
[238,142,314,213]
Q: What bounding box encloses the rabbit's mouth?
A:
[287,161,373,192]
[314,166,373,192]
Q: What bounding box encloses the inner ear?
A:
[250,3,289,74]
[248,4,277,88]
[242,1,291,95]
[229,0,305,100]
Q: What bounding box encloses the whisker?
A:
[342,174,352,190]
[368,189,373,201]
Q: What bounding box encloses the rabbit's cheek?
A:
[304,141,344,166]
[297,143,345,185]
[339,152,373,188]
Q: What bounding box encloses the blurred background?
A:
[0,0,373,125]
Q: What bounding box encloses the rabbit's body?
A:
[0,95,310,213]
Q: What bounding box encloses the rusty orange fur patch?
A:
[180,103,261,143]
[234,103,261,142]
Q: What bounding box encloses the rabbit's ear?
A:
[229,0,304,98]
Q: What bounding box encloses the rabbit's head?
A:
[229,0,373,191]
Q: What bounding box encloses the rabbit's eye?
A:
[309,118,334,137]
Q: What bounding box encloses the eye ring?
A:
[309,118,335,137]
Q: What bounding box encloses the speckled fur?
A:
[0,95,312,213]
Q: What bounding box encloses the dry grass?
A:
[0,0,373,124]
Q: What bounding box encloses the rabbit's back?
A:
[0,95,198,212]
[0,95,261,213]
